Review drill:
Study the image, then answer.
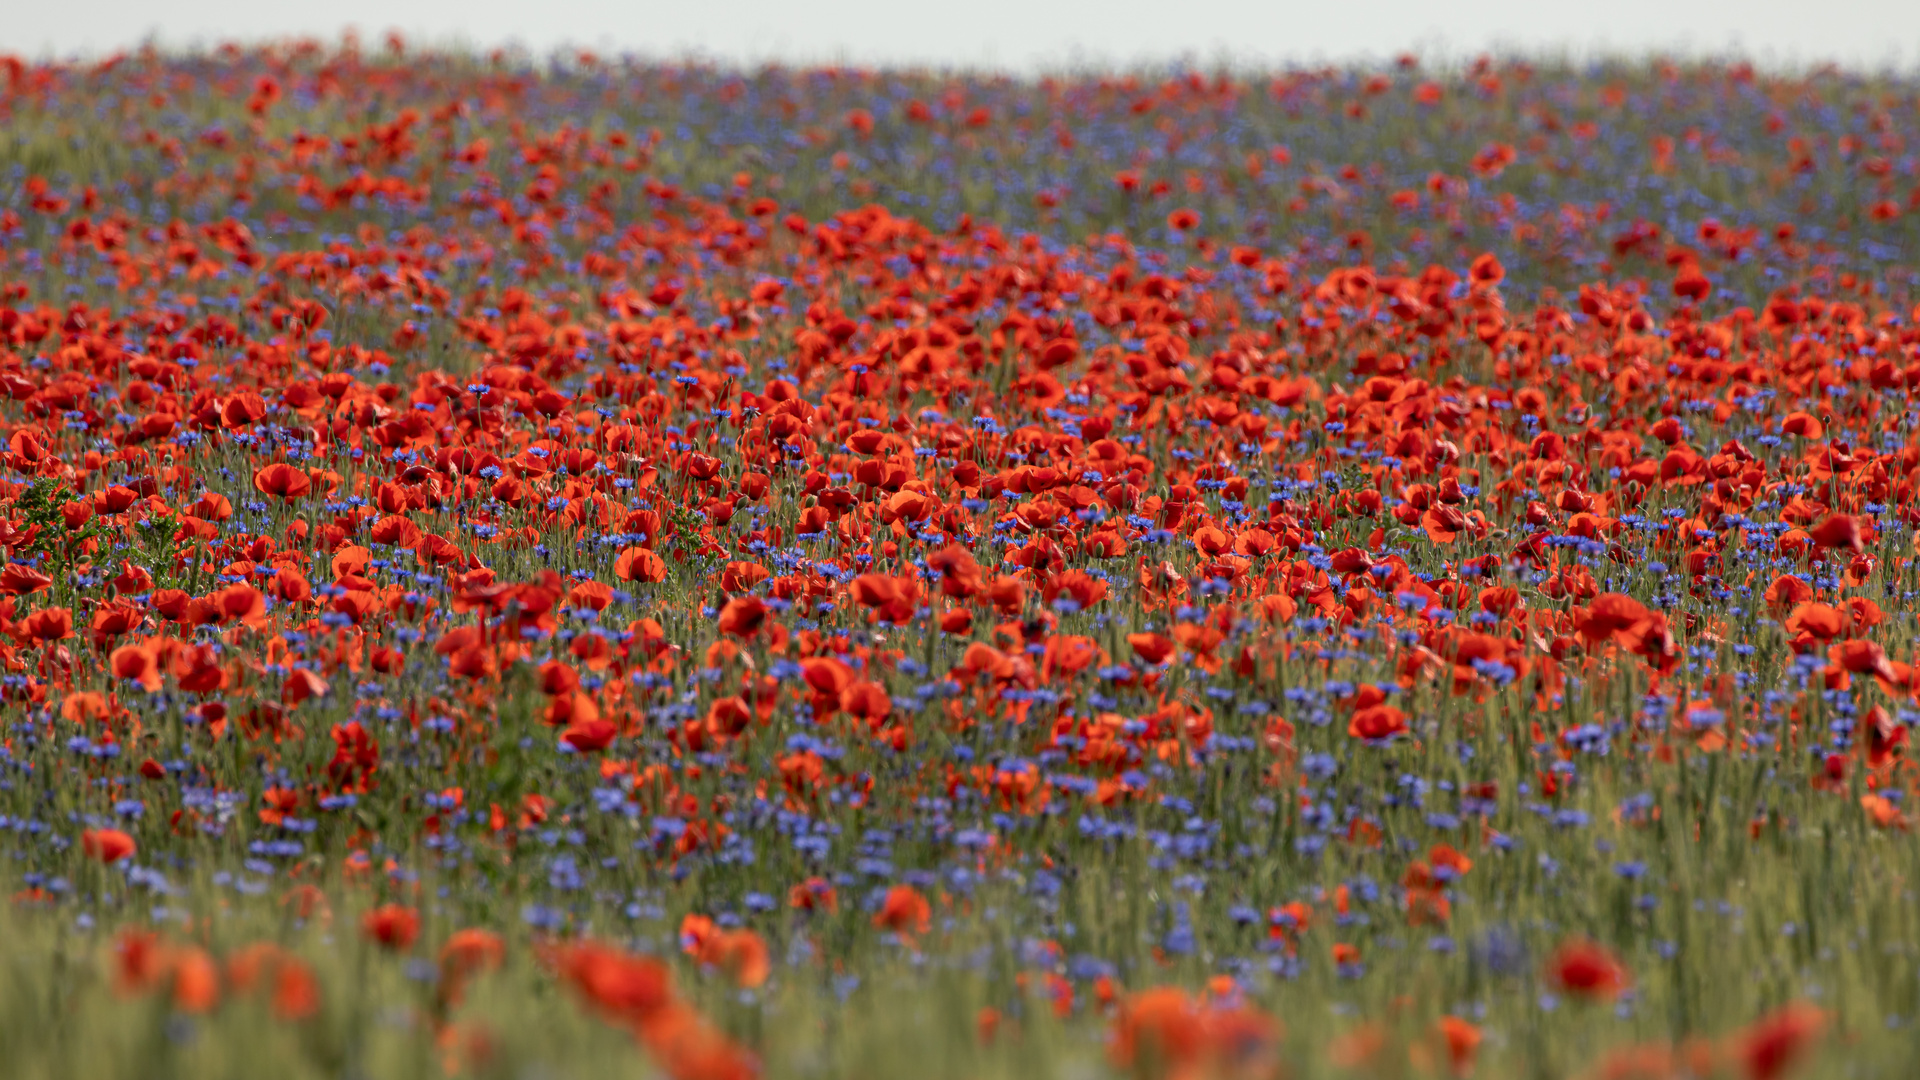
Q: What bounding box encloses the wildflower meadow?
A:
[1,39,1919,1079]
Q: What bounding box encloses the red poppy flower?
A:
[615,546,667,583]
[1435,1016,1481,1076]
[214,582,269,626]
[111,560,154,594]
[839,680,892,723]
[562,719,619,754]
[1734,1002,1825,1080]
[1127,632,1177,665]
[1808,514,1863,552]
[1673,261,1712,301]
[789,876,838,912]
[1780,412,1824,440]
[168,948,221,1014]
[110,642,164,691]
[1866,706,1908,769]
[252,463,312,500]
[1784,602,1844,641]
[1548,939,1629,1000]
[1835,639,1892,679]
[705,696,753,739]
[439,928,506,1007]
[361,904,421,951]
[271,959,320,1020]
[701,928,770,989]
[82,828,137,864]
[281,668,329,707]
[873,884,931,937]
[716,595,767,638]
[1347,704,1409,742]
[1110,987,1206,1069]
[20,606,72,641]
[0,563,53,596]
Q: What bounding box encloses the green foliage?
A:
[12,478,107,589]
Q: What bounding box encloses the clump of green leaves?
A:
[11,479,106,578]
[132,514,186,591]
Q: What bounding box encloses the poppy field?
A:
[4,40,1920,1079]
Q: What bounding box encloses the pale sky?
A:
[6,0,1920,71]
